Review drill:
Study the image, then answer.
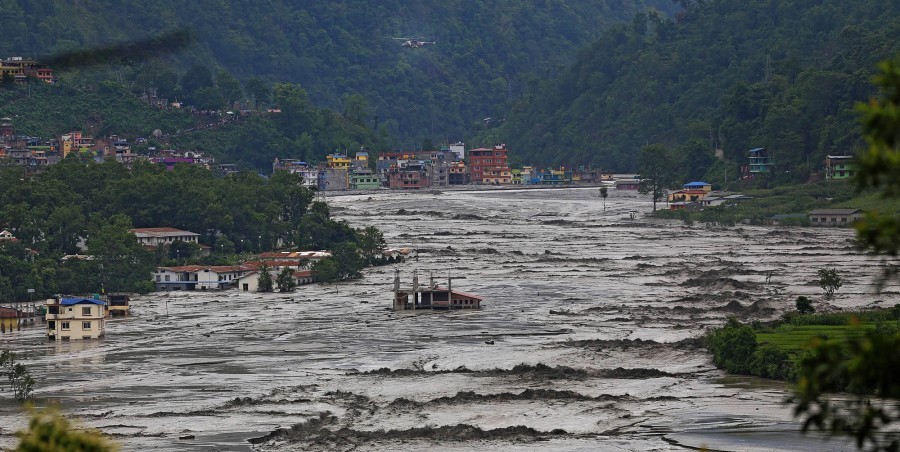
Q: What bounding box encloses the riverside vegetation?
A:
[708,306,900,382]
[707,57,900,451]
[0,158,385,300]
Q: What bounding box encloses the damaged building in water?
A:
[392,270,483,310]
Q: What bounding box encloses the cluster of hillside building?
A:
[0,57,54,84]
[275,143,612,191]
[0,118,237,175]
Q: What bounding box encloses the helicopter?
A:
[393,37,435,48]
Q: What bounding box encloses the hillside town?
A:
[1,114,859,197]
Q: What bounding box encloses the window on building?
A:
[81,307,91,316]
[156,275,161,282]
[165,275,171,281]
[61,322,70,330]
[83,321,91,330]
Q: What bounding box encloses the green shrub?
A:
[708,318,758,374]
[751,344,795,380]
[796,296,815,314]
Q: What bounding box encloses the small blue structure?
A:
[683,181,712,191]
[60,297,107,306]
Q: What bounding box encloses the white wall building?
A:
[131,227,200,247]
[153,265,252,290]
[449,142,465,161]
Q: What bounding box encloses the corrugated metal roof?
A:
[809,209,862,215]
[60,297,106,306]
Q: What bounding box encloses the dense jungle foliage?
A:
[0,0,675,148]
[0,159,375,299]
[492,0,900,179]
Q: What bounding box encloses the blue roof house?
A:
[46,297,107,341]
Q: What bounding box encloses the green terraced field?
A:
[756,324,879,354]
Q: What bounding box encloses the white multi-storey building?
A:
[130,227,200,247]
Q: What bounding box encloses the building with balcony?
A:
[0,57,53,84]
[468,144,511,184]
[746,147,774,174]
[273,158,318,188]
[131,227,200,247]
[326,153,351,170]
[153,265,253,290]
[824,155,857,180]
[448,161,467,185]
[46,297,106,341]
[350,169,381,190]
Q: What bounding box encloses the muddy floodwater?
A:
[1,187,895,451]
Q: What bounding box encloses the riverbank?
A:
[707,306,900,381]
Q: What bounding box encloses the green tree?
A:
[638,144,676,211]
[332,243,364,280]
[15,408,116,451]
[86,214,153,293]
[707,318,758,374]
[311,258,339,283]
[750,344,793,380]
[342,94,369,125]
[243,77,271,110]
[796,296,815,314]
[355,226,386,263]
[256,264,273,292]
[216,71,243,107]
[818,268,843,297]
[1,350,34,401]
[180,64,214,96]
[276,267,296,292]
[168,240,200,262]
[154,69,178,98]
[193,86,224,110]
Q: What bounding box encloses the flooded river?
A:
[0,187,892,451]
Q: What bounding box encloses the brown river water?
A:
[1,187,894,451]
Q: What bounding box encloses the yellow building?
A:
[46,297,107,341]
[326,153,351,169]
[60,131,93,157]
[667,189,709,202]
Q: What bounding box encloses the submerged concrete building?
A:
[392,270,483,311]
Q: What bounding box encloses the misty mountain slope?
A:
[493,0,900,175]
[0,0,675,147]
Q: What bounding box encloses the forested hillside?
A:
[0,81,382,170]
[492,0,900,183]
[0,0,675,148]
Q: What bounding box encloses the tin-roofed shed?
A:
[808,208,862,227]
